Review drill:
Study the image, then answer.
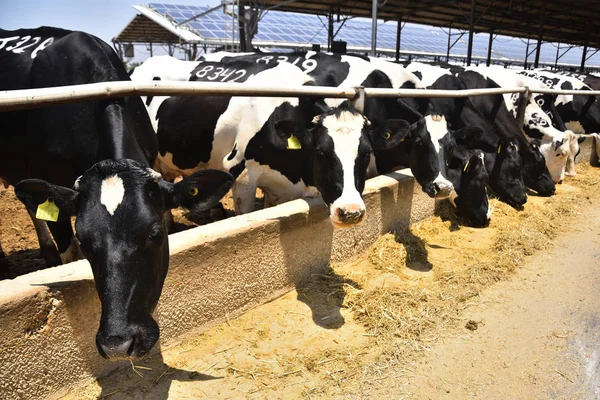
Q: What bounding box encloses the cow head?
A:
[15,160,233,360]
[489,137,527,208]
[304,105,373,227]
[370,116,448,198]
[523,100,574,184]
[518,139,556,196]
[454,153,490,228]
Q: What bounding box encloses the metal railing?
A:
[0,80,599,112]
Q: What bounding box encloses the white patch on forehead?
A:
[100,175,125,216]
[425,114,454,196]
[321,110,366,136]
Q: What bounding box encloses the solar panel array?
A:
[147,3,600,67]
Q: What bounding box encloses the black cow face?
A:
[489,138,527,208]
[455,153,490,228]
[519,140,556,196]
[15,160,233,360]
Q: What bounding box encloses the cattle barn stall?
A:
[0,75,598,398]
[113,1,600,70]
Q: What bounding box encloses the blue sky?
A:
[1,0,221,44]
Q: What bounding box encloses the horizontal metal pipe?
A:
[0,81,529,111]
[1,81,598,112]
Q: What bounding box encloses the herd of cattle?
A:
[1,26,599,361]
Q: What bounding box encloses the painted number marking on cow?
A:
[256,55,318,73]
[0,35,54,59]
[194,65,248,82]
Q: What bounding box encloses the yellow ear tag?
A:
[36,198,59,222]
[384,132,391,140]
[286,134,302,150]
[463,161,470,172]
[497,144,502,154]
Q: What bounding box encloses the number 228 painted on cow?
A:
[0,35,54,59]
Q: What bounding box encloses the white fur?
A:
[100,175,125,216]
[404,61,452,88]
[424,114,455,197]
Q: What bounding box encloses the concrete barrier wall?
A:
[0,168,437,399]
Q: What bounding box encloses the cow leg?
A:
[232,168,258,215]
[27,210,62,267]
[46,221,83,264]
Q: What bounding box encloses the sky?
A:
[1,0,221,45]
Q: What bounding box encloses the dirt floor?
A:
[51,163,600,400]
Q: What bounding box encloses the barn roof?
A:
[114,2,600,68]
[258,0,600,50]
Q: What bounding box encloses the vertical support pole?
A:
[395,16,402,62]
[554,42,560,70]
[486,31,493,66]
[371,0,378,57]
[328,11,333,52]
[534,38,542,68]
[466,0,475,66]
[524,37,530,68]
[150,42,153,57]
[447,24,452,63]
[581,42,588,72]
[533,2,546,68]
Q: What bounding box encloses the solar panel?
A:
[146,3,600,66]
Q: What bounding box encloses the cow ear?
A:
[272,119,311,150]
[372,119,411,150]
[14,179,79,223]
[160,169,234,212]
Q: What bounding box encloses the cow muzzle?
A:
[96,318,159,360]
[426,180,454,199]
[330,203,366,227]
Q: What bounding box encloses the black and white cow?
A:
[518,69,600,171]
[402,61,530,206]
[465,66,576,183]
[445,146,490,227]
[0,27,233,359]
[213,51,460,199]
[296,53,459,198]
[132,57,375,227]
[438,67,555,195]
[16,160,232,359]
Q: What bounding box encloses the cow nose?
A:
[98,335,134,360]
[558,179,564,184]
[336,206,365,224]
[432,182,453,199]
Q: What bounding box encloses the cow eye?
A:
[148,225,163,242]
